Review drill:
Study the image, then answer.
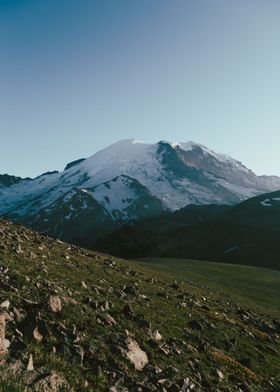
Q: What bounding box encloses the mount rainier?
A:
[1,139,280,248]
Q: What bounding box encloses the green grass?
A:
[0,379,22,392]
[135,258,280,315]
[1,220,280,391]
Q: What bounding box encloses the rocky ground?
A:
[0,219,279,391]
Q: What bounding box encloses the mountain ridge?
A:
[1,139,280,249]
[96,189,280,270]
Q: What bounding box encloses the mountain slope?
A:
[175,142,280,191]
[96,204,231,259]
[0,219,279,391]
[0,139,280,248]
[96,190,280,270]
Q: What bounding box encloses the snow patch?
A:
[224,246,237,254]
[260,197,280,207]
[260,199,272,207]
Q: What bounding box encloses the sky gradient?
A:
[1,0,280,178]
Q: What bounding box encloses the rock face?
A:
[176,142,280,191]
[1,139,280,251]
[124,338,148,371]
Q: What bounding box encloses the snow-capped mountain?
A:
[0,139,279,247]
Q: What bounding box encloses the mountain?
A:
[0,219,279,391]
[0,139,280,247]
[96,190,280,270]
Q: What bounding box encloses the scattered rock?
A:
[0,219,279,391]
[100,301,110,312]
[34,371,73,392]
[101,313,117,326]
[109,387,129,392]
[217,369,225,380]
[124,337,148,371]
[152,330,162,343]
[62,296,79,305]
[0,314,8,357]
[81,280,87,289]
[0,300,10,309]
[33,326,44,342]
[49,295,62,313]
[27,353,34,371]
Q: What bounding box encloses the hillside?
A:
[0,220,279,391]
[95,204,230,259]
[135,259,280,316]
[96,191,280,270]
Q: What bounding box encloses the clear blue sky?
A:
[1,0,280,178]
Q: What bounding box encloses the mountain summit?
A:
[0,139,279,247]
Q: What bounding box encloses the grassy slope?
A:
[0,220,279,391]
[135,258,280,316]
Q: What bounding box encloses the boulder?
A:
[124,337,148,371]
[49,296,62,313]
